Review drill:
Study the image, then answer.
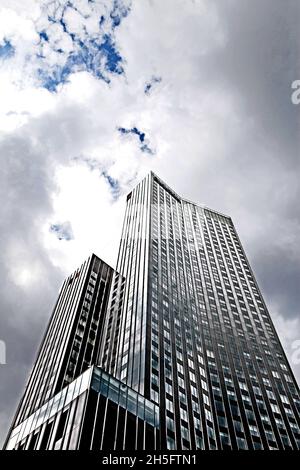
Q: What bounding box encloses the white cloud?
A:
[0,6,39,43]
[43,161,126,272]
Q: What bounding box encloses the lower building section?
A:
[6,366,159,450]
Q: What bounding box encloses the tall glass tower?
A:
[100,172,300,450]
[4,172,300,450]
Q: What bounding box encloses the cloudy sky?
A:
[0,0,299,446]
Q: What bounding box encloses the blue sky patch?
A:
[118,126,154,154]
[0,39,15,60]
[37,1,128,92]
[118,126,145,142]
[38,32,124,91]
[110,0,131,29]
[140,143,154,154]
[37,62,73,92]
[50,222,74,241]
[102,171,120,199]
[71,157,120,199]
[144,76,162,95]
[39,31,49,42]
[98,34,123,74]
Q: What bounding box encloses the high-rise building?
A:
[8,255,116,429]
[4,172,300,450]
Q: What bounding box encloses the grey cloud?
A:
[205,0,300,158]
[0,100,103,446]
[0,131,65,446]
[203,1,300,323]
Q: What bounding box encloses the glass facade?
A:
[6,366,159,450]
[10,254,114,429]
[100,172,300,450]
[101,175,151,396]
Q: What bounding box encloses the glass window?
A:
[127,389,138,415]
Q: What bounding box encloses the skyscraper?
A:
[5,172,300,450]
[8,255,115,429]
